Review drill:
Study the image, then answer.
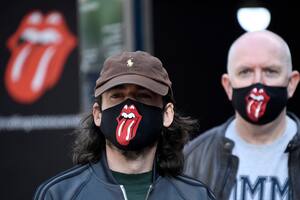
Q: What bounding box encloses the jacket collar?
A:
[90,151,119,184]
[285,112,300,152]
[218,112,300,152]
[90,150,160,184]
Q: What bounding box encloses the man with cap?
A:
[34,51,215,200]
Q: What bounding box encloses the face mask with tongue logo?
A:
[100,99,163,151]
[232,83,288,125]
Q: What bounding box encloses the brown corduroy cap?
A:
[94,51,172,97]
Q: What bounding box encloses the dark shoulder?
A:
[184,117,233,156]
[183,126,221,155]
[34,164,92,200]
[168,175,216,200]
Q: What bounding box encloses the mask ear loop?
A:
[162,90,175,111]
[287,74,295,99]
[286,76,291,99]
[286,75,292,87]
[95,96,103,112]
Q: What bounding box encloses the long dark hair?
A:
[72,92,198,177]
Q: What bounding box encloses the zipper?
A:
[288,148,294,200]
[221,158,231,190]
[220,155,236,199]
[120,185,128,200]
[120,184,153,200]
[144,185,152,200]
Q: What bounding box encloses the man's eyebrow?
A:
[235,65,251,71]
[264,65,282,69]
[110,85,125,90]
[136,86,149,90]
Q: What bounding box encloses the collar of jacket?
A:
[285,112,300,152]
[90,150,160,185]
[218,112,300,153]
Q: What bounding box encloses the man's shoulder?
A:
[167,175,215,199]
[184,118,232,156]
[34,164,92,200]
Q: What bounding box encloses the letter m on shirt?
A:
[270,177,290,200]
[241,176,267,200]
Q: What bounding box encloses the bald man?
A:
[183,30,300,200]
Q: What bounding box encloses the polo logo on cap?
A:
[126,58,134,67]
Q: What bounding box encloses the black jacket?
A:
[34,152,215,200]
[183,113,300,200]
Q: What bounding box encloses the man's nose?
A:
[125,95,136,101]
[253,71,264,84]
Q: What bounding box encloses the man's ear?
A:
[163,103,174,127]
[93,103,102,127]
[221,73,233,100]
[287,70,300,98]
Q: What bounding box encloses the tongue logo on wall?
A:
[245,87,270,122]
[5,11,76,104]
[116,104,142,146]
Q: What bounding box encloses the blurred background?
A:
[1,0,300,199]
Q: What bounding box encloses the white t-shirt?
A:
[225,116,297,200]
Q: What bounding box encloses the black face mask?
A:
[100,99,163,151]
[232,83,288,125]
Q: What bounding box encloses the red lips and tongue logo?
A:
[245,87,270,122]
[5,11,76,104]
[116,104,142,146]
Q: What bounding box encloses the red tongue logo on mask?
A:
[5,11,76,104]
[245,87,270,122]
[116,104,142,146]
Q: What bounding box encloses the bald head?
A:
[222,30,300,106]
[227,30,292,75]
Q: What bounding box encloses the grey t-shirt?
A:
[225,116,296,200]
